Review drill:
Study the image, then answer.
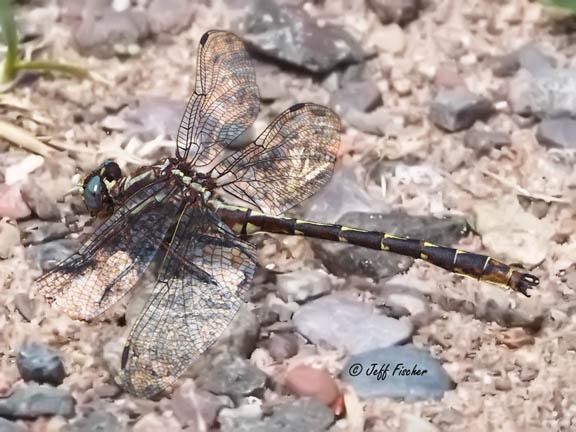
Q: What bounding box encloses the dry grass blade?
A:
[46,139,99,154]
[481,169,571,204]
[0,120,52,157]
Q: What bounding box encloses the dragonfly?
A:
[35,30,539,399]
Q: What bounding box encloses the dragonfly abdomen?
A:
[213,202,538,296]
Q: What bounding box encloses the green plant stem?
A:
[0,0,19,83]
[15,60,89,79]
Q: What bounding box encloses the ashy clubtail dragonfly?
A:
[35,30,539,399]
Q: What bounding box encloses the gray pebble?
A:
[429,87,493,132]
[16,342,65,386]
[293,294,413,354]
[196,357,267,401]
[0,385,75,419]
[536,117,576,149]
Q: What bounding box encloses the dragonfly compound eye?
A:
[83,175,104,211]
[101,161,122,181]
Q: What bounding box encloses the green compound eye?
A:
[83,175,103,211]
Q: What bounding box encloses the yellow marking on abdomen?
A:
[294,219,335,227]
[338,226,368,242]
[245,223,260,234]
[384,233,406,240]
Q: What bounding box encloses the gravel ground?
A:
[0,0,575,431]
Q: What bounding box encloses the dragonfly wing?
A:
[177,30,260,164]
[35,180,181,321]
[119,205,256,398]
[214,103,342,215]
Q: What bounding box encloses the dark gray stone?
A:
[293,294,413,354]
[239,0,364,73]
[463,130,511,154]
[312,211,467,281]
[429,87,494,132]
[16,343,65,386]
[367,0,422,25]
[536,117,576,149]
[221,397,334,432]
[342,345,455,400]
[493,43,556,77]
[0,385,75,419]
[28,239,81,272]
[509,69,576,118]
[65,411,124,432]
[196,357,267,400]
[331,80,382,113]
[20,221,70,246]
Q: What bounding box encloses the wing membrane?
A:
[35,180,181,321]
[119,205,256,398]
[214,103,341,215]
[177,30,260,164]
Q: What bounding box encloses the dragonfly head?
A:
[81,160,122,216]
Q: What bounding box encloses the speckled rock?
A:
[239,0,363,73]
[195,357,267,401]
[508,69,576,118]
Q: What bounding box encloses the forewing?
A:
[214,103,341,215]
[119,205,256,398]
[177,30,260,164]
[35,180,181,321]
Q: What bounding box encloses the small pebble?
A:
[16,342,66,386]
[285,365,340,406]
[495,328,535,349]
[429,87,493,132]
[367,0,422,25]
[375,24,406,54]
[265,333,299,361]
[536,117,576,150]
